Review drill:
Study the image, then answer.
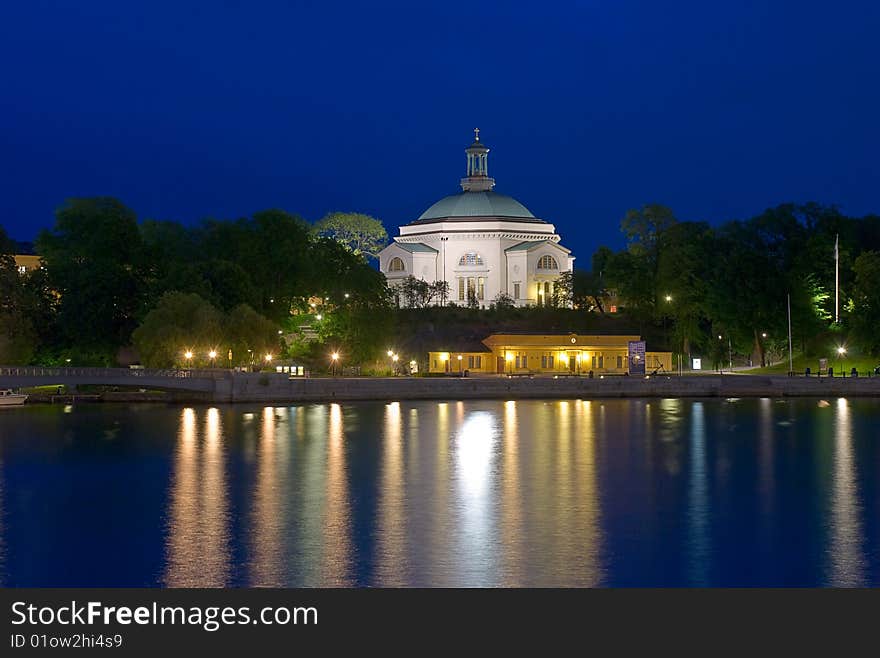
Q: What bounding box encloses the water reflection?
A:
[0,446,6,586]
[320,403,352,585]
[69,397,875,587]
[827,398,866,586]
[249,407,287,586]
[687,402,710,585]
[163,408,231,586]
[376,402,405,585]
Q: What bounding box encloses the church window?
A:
[478,277,485,300]
[459,252,484,266]
[389,257,405,272]
[617,355,623,369]
[537,255,558,270]
[513,283,520,299]
[458,278,465,301]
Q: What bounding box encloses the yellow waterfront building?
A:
[428,333,672,376]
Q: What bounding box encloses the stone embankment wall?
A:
[218,374,880,403]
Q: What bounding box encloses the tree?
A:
[400,275,432,308]
[132,292,224,368]
[850,251,880,354]
[314,212,388,259]
[36,198,147,362]
[490,292,515,310]
[550,271,573,308]
[0,225,37,363]
[224,303,281,366]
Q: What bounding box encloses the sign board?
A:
[628,340,646,375]
[819,358,828,375]
[692,358,702,371]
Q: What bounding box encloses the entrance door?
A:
[568,352,577,373]
[497,356,505,374]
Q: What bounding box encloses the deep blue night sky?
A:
[2,1,878,260]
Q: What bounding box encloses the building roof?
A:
[413,190,539,222]
[394,241,437,253]
[482,333,643,348]
[504,240,571,254]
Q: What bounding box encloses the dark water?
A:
[1,398,879,587]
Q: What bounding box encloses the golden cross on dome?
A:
[474,127,480,141]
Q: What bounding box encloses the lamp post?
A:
[838,346,846,378]
[184,350,193,368]
[505,351,513,376]
[392,353,399,375]
[331,352,339,376]
[208,350,217,368]
[457,354,463,376]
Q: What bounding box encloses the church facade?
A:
[378,131,575,307]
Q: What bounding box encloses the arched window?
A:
[458,252,484,266]
[388,257,405,272]
[537,255,558,270]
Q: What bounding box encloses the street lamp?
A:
[184,350,193,367]
[316,314,323,321]
[837,346,847,377]
[331,351,339,376]
[664,294,673,302]
[264,354,273,366]
[208,350,217,368]
[392,353,399,375]
[457,354,463,376]
[505,351,513,376]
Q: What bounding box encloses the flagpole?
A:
[835,233,839,324]
[787,292,793,375]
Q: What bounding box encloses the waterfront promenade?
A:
[3,366,880,403]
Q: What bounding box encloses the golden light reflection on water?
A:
[828,398,866,586]
[499,401,523,585]
[319,403,352,585]
[146,397,880,587]
[249,406,288,586]
[163,408,230,587]
[376,402,405,584]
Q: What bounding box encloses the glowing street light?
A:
[208,350,217,368]
[664,294,673,302]
[331,351,340,376]
[264,353,273,363]
[316,314,323,320]
[837,346,847,356]
[387,350,394,357]
[184,350,194,364]
[457,354,463,375]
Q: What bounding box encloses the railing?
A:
[0,366,231,379]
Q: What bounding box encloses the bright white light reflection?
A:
[456,412,496,497]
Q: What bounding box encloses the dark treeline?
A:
[3,197,880,371]
[0,198,390,367]
[573,203,880,366]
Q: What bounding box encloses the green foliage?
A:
[850,251,880,354]
[314,212,388,259]
[132,292,279,368]
[132,292,224,367]
[36,198,147,361]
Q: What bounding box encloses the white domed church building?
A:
[378,131,575,307]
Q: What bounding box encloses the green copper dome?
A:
[414,191,537,222]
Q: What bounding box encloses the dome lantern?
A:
[461,128,495,192]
